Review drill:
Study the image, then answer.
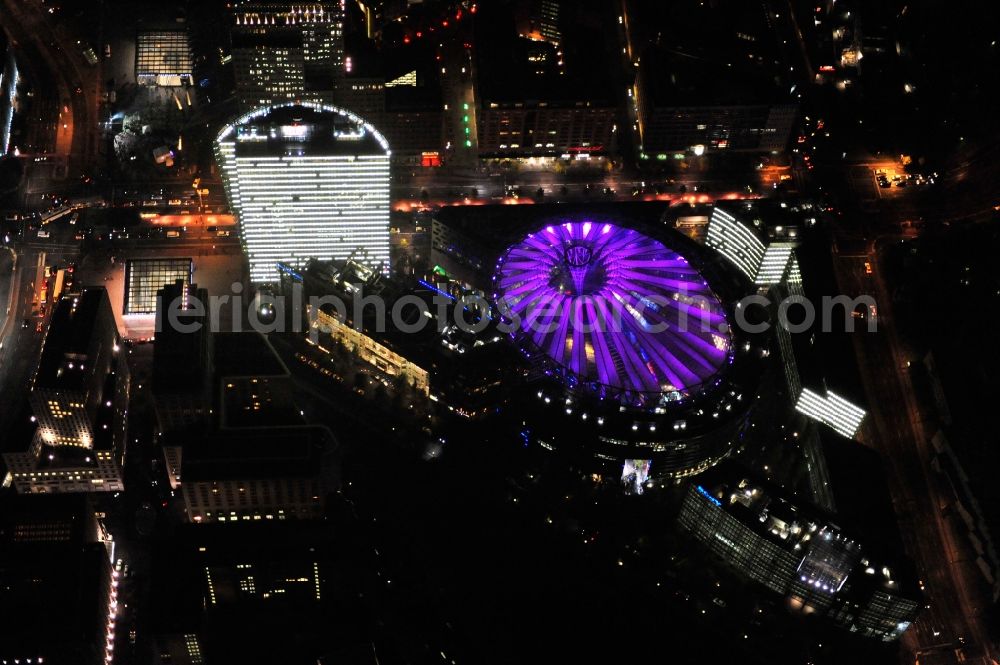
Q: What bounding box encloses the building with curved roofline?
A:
[215,101,391,283]
[490,214,766,481]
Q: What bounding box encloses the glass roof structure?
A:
[494,222,732,406]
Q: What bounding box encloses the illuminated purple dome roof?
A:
[494,222,732,406]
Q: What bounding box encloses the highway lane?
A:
[0,0,100,169]
[0,246,48,432]
[833,247,995,665]
[0,248,17,344]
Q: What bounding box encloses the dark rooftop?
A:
[33,288,115,393]
[793,227,868,408]
[166,425,335,482]
[636,0,794,108]
[641,44,793,108]
[474,0,618,106]
[214,332,288,378]
[0,494,109,658]
[821,429,906,557]
[148,519,372,663]
[228,104,389,157]
[153,280,211,393]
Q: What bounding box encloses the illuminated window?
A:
[124,258,193,315]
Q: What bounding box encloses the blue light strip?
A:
[419,279,455,300]
[277,262,303,282]
[696,485,722,507]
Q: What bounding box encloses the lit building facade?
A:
[125,258,193,315]
[706,206,802,287]
[795,387,867,440]
[136,31,194,86]
[215,102,391,283]
[678,465,921,641]
[1,35,19,155]
[638,103,798,155]
[634,36,798,156]
[489,216,764,480]
[381,85,448,165]
[0,495,118,664]
[4,289,129,493]
[473,1,617,159]
[705,206,768,282]
[164,426,339,524]
[705,204,867,442]
[477,101,616,158]
[339,50,450,166]
[309,306,430,394]
[515,0,561,46]
[231,0,345,109]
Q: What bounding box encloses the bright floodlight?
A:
[494,222,732,407]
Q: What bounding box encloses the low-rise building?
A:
[678,463,921,641]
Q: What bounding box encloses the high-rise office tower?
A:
[230,1,345,110]
[515,0,561,46]
[30,289,125,449]
[215,101,391,283]
[152,280,213,434]
[3,288,130,493]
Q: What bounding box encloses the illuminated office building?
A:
[515,0,561,46]
[705,206,768,282]
[706,204,867,443]
[0,495,118,664]
[679,464,921,641]
[795,387,867,440]
[215,102,391,283]
[474,1,617,159]
[136,30,193,86]
[231,1,345,109]
[125,257,193,315]
[633,4,798,157]
[1,34,19,155]
[164,425,338,524]
[3,289,129,493]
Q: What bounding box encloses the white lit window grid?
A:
[707,209,766,280]
[386,70,417,88]
[239,573,257,594]
[124,259,192,315]
[795,388,866,439]
[231,156,389,282]
[755,245,795,285]
[217,103,392,281]
[185,634,204,664]
[787,257,803,285]
[205,568,217,605]
[136,31,193,82]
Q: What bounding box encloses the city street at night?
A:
[1,1,999,664]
